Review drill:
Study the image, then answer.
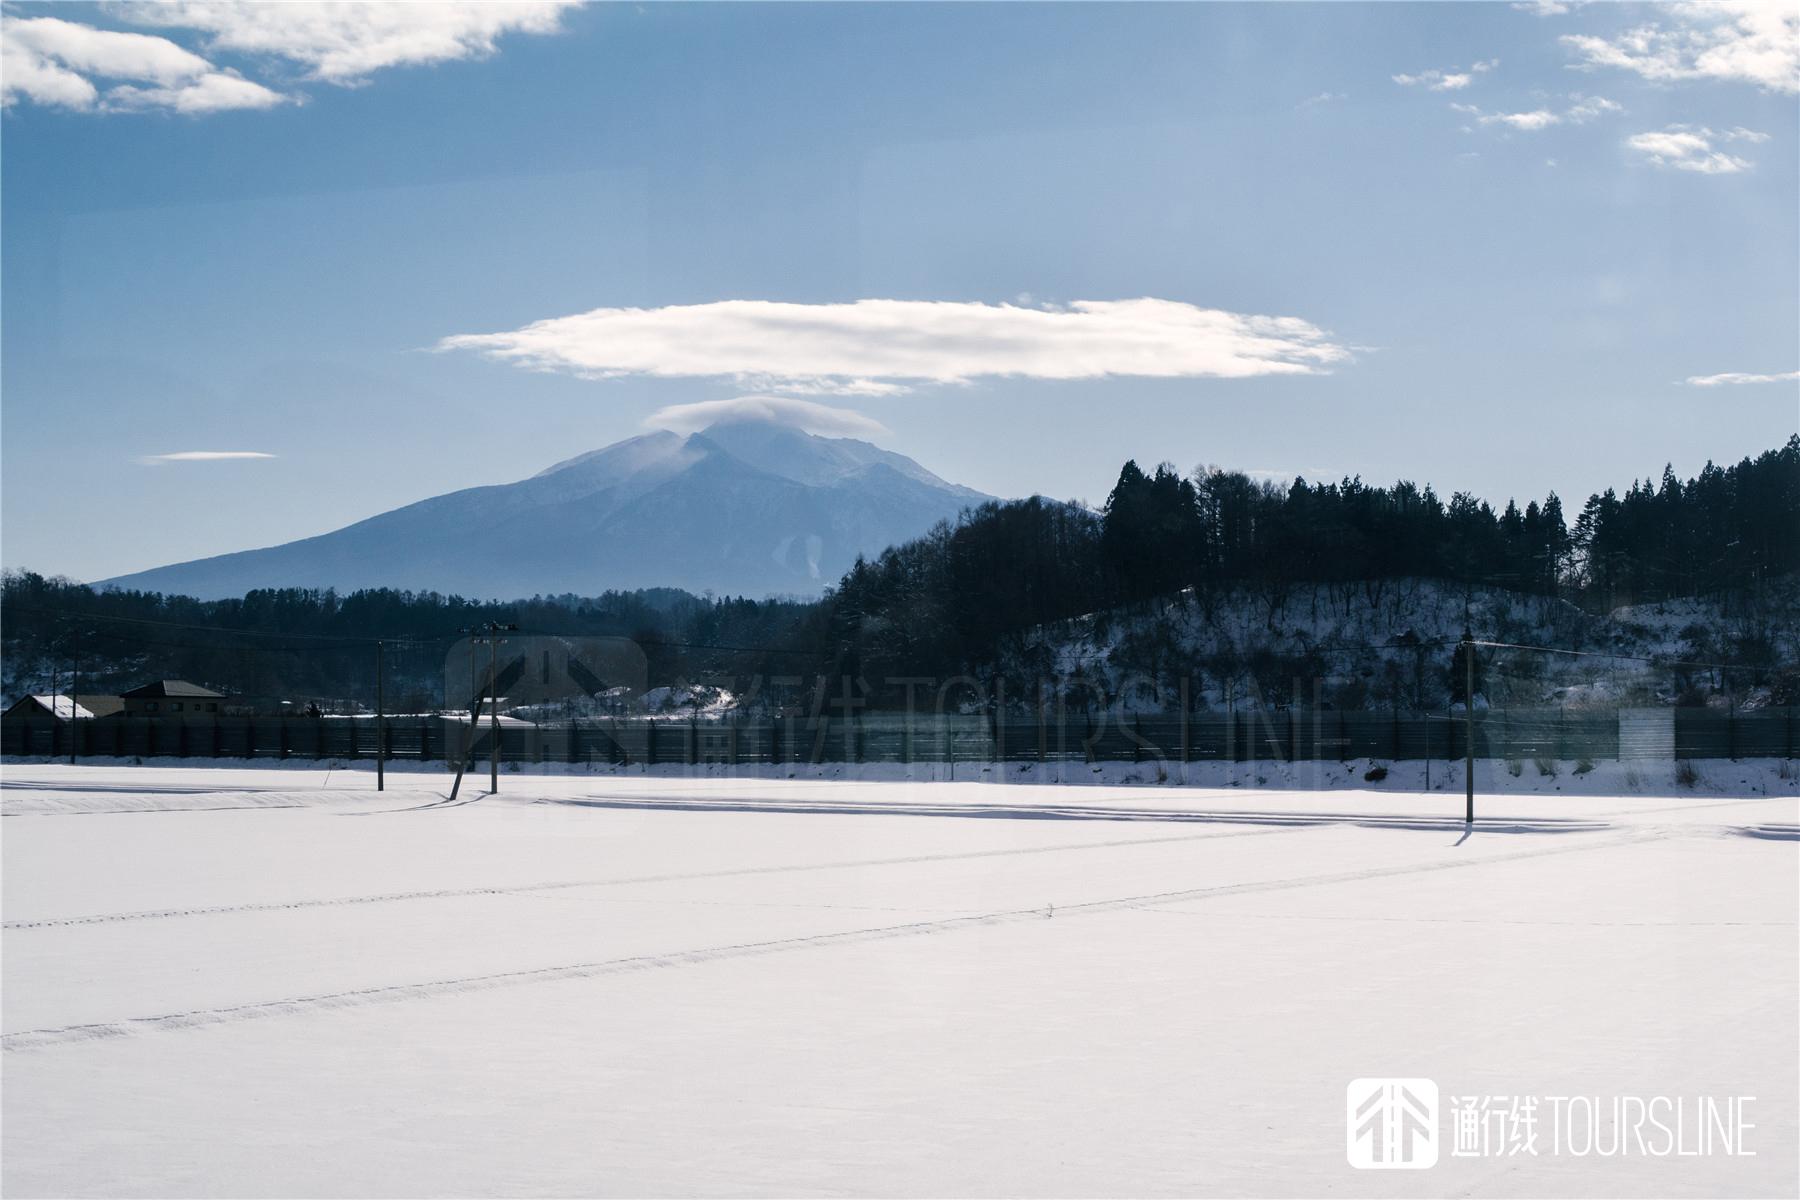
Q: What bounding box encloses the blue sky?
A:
[4,1,1797,583]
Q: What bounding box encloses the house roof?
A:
[75,694,126,718]
[4,694,124,719]
[121,680,226,700]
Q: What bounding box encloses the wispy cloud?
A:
[3,2,583,114]
[137,450,277,465]
[1564,93,1623,122]
[112,1,584,85]
[1681,370,1799,386]
[1297,90,1345,109]
[1451,93,1620,133]
[1626,125,1759,173]
[1562,1,1799,94]
[1513,1,1572,15]
[1,15,288,113]
[438,298,1352,394]
[645,396,892,440]
[1478,107,1563,131]
[1393,59,1497,91]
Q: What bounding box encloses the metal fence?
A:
[4,708,1795,765]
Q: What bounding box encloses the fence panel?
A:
[6,707,1797,766]
[1733,709,1796,758]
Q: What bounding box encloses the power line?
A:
[6,603,828,661]
[634,637,830,659]
[51,626,416,657]
[1306,638,1461,654]
[3,604,440,646]
[1472,639,1766,675]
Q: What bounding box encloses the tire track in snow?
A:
[2,826,1672,1051]
[2,825,1295,931]
[559,791,1612,833]
[4,799,313,817]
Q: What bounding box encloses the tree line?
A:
[818,436,1799,683]
[3,436,1794,710]
[0,574,816,713]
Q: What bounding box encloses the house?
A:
[2,694,125,721]
[120,680,227,718]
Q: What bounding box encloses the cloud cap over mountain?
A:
[438,298,1351,396]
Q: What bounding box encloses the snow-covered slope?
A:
[1011,576,1800,713]
[97,418,989,600]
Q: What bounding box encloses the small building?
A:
[2,694,125,721]
[120,680,227,718]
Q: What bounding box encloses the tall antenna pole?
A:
[1462,629,1475,826]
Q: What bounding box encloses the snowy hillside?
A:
[96,417,989,600]
[1007,576,1800,713]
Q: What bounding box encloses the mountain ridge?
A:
[98,419,990,600]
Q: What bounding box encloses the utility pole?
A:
[1462,629,1475,826]
[489,634,500,792]
[375,640,385,792]
[466,636,478,772]
[69,618,80,766]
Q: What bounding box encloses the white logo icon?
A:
[1346,1078,1439,1169]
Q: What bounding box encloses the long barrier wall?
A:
[4,708,1795,765]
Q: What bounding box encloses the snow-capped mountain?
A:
[98,418,990,600]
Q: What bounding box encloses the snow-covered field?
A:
[4,764,1796,1198]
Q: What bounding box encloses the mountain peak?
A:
[691,415,977,494]
[98,414,991,600]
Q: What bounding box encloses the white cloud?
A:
[112,0,584,84]
[1562,1,1799,94]
[1681,370,1800,386]
[1513,1,1572,15]
[1393,59,1497,91]
[1626,125,1756,173]
[1,14,286,112]
[1564,93,1623,122]
[1453,92,1622,133]
[106,71,289,114]
[3,3,580,114]
[438,298,1352,393]
[1297,91,1345,108]
[1,32,100,109]
[1487,108,1563,131]
[645,396,893,440]
[137,450,277,465]
[1725,125,1771,142]
[7,15,211,83]
[743,377,910,398]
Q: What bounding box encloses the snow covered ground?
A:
[4,764,1796,1197]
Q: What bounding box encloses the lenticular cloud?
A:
[438,298,1350,394]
